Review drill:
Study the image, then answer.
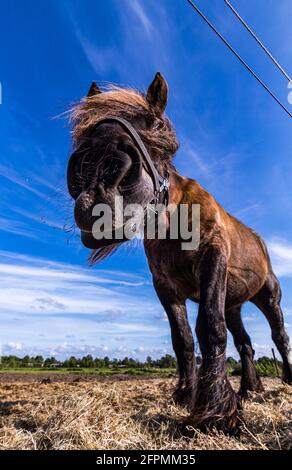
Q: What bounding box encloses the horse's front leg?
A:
[154,280,196,410]
[190,247,240,434]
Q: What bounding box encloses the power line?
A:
[224,0,291,83]
[186,0,292,118]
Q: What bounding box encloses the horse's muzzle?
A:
[72,144,143,239]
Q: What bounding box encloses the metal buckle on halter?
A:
[159,172,170,205]
[147,174,170,217]
[159,177,170,193]
[152,173,169,208]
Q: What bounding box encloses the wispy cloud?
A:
[128,0,154,36]
[58,0,167,80]
[0,250,167,358]
[267,240,292,277]
[0,163,49,200]
[59,2,119,76]
[0,247,289,360]
[183,144,211,177]
[179,139,238,194]
[0,217,38,239]
[10,206,65,232]
[234,203,262,220]
[74,34,118,75]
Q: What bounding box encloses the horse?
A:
[67,72,292,434]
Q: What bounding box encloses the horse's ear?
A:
[87,81,102,97]
[146,72,168,116]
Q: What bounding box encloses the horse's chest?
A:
[145,243,201,299]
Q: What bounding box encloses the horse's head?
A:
[67,73,179,261]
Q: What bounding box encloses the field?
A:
[0,373,291,450]
[0,367,176,377]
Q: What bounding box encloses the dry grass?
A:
[0,377,291,450]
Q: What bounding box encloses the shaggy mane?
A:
[70,85,179,165]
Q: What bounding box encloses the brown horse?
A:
[67,73,292,434]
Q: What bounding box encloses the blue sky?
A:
[0,0,292,360]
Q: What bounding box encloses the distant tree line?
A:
[0,354,282,376]
[0,354,177,369]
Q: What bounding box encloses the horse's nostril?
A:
[68,138,143,201]
[116,143,142,189]
[74,190,96,231]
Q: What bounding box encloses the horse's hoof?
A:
[188,375,241,435]
[239,379,265,399]
[172,386,195,411]
[282,377,292,385]
[282,366,292,385]
[185,407,241,437]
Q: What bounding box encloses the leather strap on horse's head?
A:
[92,116,170,205]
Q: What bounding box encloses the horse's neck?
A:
[168,169,224,227]
[169,169,201,205]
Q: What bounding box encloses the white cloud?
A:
[284,307,292,317]
[267,240,292,277]
[0,217,38,239]
[129,0,153,35]
[0,256,152,316]
[1,237,291,360]
[4,341,23,352]
[75,35,117,75]
[253,343,271,353]
[0,163,48,200]
[183,144,211,177]
[0,340,174,360]
[59,2,119,76]
[242,315,257,323]
[0,250,169,358]
[234,203,262,221]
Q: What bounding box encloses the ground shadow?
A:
[0,400,28,416]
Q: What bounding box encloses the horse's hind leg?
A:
[251,272,292,384]
[226,305,264,398]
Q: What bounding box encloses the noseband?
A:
[92,116,170,206]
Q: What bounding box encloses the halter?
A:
[93,116,170,206]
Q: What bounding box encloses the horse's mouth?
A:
[80,230,120,249]
[80,216,135,248]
